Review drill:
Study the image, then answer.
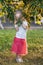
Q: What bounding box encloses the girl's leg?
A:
[16,54,23,62]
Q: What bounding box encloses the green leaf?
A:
[40,4,43,8]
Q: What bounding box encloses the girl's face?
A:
[15,11,22,19]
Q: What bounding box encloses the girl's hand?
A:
[14,19,18,24]
[14,24,19,31]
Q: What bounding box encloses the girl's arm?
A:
[14,19,19,31]
[22,24,28,30]
[22,21,28,30]
[14,24,19,31]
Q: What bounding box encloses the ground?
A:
[0,29,43,65]
[0,48,43,65]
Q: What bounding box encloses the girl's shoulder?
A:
[22,20,28,26]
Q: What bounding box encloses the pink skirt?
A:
[11,37,28,55]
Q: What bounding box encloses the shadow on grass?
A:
[0,51,43,65]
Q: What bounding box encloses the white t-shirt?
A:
[41,17,43,23]
[16,20,28,39]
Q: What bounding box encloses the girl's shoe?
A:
[16,58,23,63]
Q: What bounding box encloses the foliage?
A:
[0,0,43,23]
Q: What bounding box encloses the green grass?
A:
[0,29,43,51]
[0,29,43,65]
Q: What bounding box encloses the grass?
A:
[0,29,43,65]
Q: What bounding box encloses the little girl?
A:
[11,16,28,62]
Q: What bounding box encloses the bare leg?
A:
[16,54,23,62]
